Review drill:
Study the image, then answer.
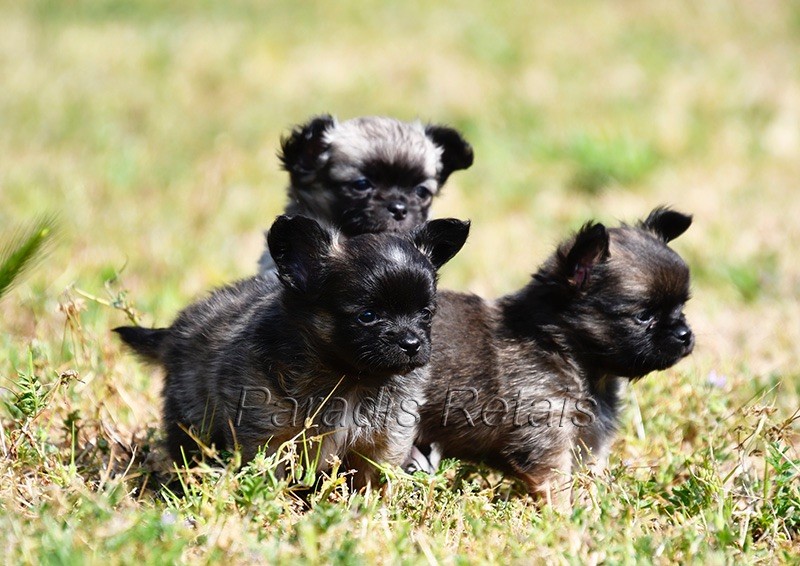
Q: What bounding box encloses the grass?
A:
[2,0,799,563]
[0,215,56,299]
[561,132,660,194]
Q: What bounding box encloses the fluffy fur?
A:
[116,215,470,488]
[407,207,694,502]
[258,115,473,273]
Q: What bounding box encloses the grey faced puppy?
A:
[257,115,473,273]
[116,215,470,489]
[407,208,694,503]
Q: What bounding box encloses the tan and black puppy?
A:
[116,215,470,488]
[406,207,693,502]
[258,115,473,273]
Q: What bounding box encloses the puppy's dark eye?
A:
[634,312,655,326]
[351,179,374,192]
[415,186,432,200]
[420,308,434,323]
[357,310,379,324]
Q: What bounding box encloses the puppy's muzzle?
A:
[672,323,694,352]
[387,201,408,221]
[397,333,421,356]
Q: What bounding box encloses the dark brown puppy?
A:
[258,115,473,273]
[116,215,470,488]
[407,207,693,502]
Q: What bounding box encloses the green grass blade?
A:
[0,215,57,300]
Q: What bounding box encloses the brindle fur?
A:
[117,215,470,489]
[410,207,694,502]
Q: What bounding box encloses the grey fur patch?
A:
[324,117,442,180]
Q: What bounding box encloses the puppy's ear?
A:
[267,215,334,293]
[412,218,470,269]
[562,222,609,290]
[279,115,335,175]
[640,207,692,242]
[425,125,474,184]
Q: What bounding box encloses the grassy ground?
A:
[2,0,799,563]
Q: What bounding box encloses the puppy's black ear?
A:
[563,222,609,290]
[267,215,334,293]
[641,207,692,242]
[412,218,470,269]
[279,115,335,175]
[114,326,169,363]
[425,125,474,184]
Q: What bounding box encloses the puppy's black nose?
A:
[398,334,421,356]
[388,202,407,220]
[672,324,693,346]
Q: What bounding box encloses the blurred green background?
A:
[5,0,800,383]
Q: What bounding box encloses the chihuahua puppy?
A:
[406,207,693,502]
[257,115,474,273]
[116,215,470,488]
